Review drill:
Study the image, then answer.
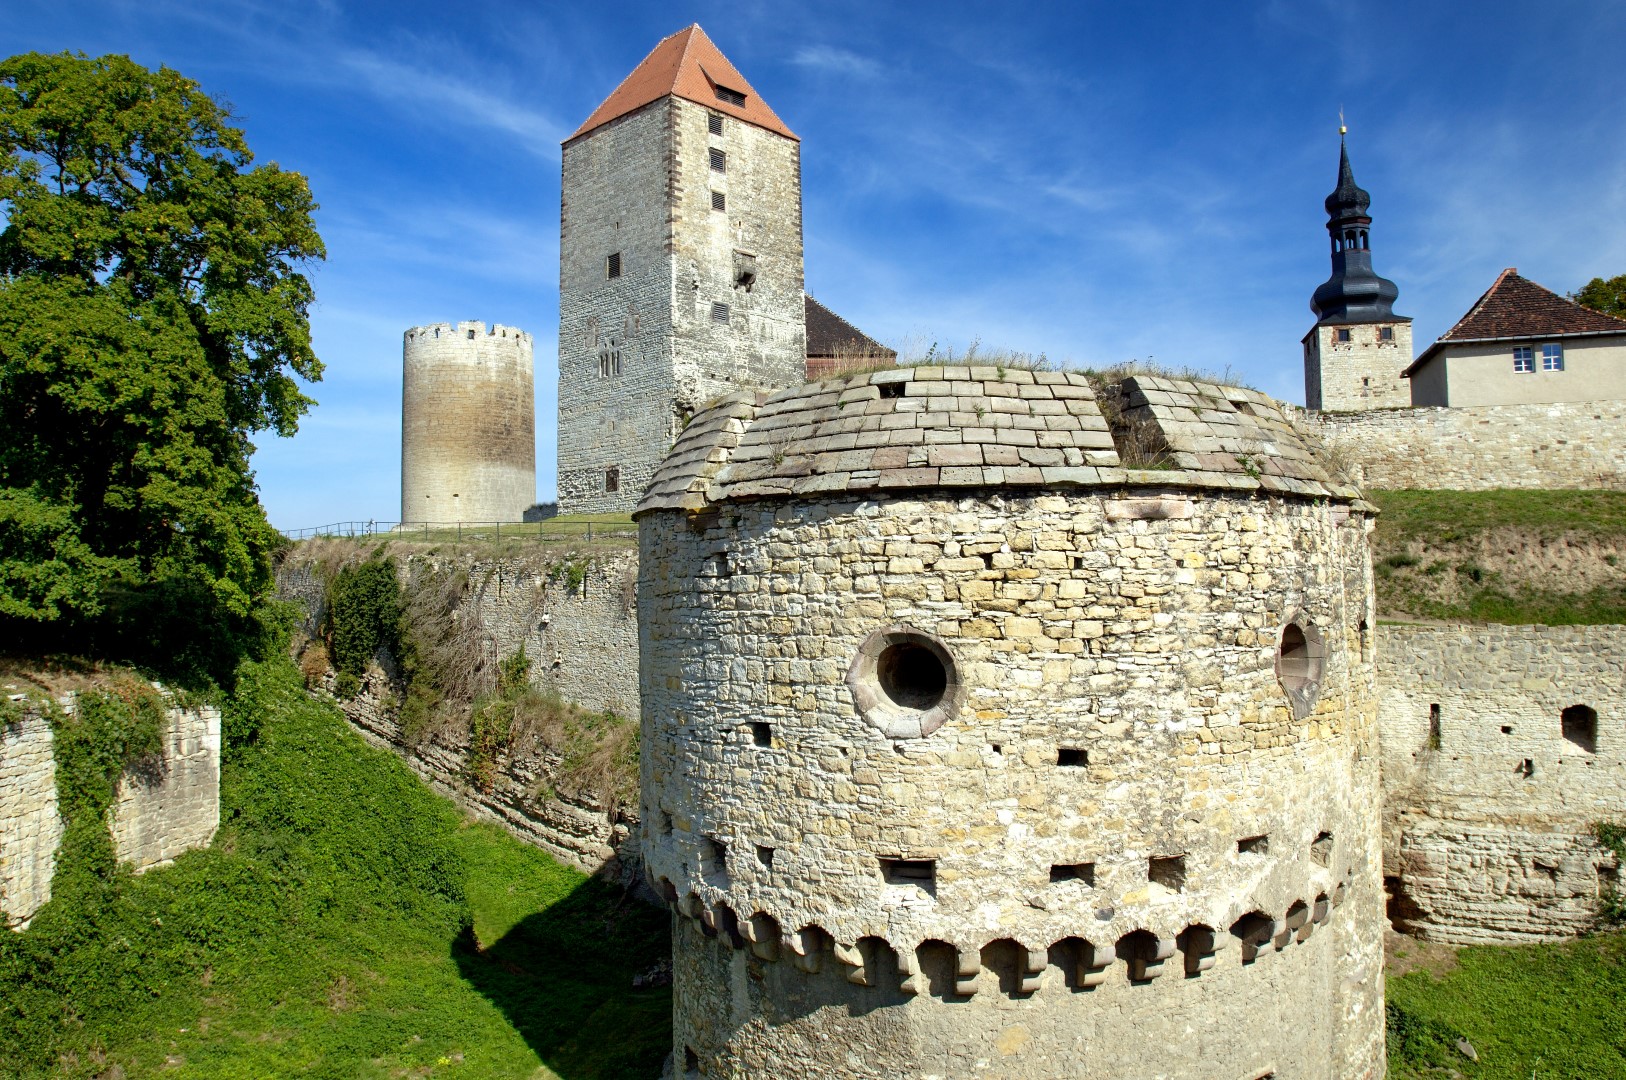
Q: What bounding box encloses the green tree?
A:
[0,52,323,672]
[1572,274,1626,318]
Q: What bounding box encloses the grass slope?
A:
[1369,490,1626,625]
[0,656,669,1079]
[1388,931,1626,1078]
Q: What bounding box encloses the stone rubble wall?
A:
[642,489,1386,1079]
[1,697,220,930]
[1377,623,1626,943]
[1310,399,1626,490]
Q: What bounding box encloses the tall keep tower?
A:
[1302,133,1411,411]
[557,26,807,514]
[402,321,535,523]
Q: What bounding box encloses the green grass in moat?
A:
[0,655,669,1080]
[1387,930,1626,1078]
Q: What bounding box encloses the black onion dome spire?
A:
[1324,139,1371,218]
[1311,134,1400,324]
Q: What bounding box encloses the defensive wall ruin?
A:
[1,697,220,930]
[1377,623,1625,944]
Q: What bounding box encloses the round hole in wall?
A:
[847,626,962,740]
[877,641,947,710]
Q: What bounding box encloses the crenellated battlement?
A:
[403,321,533,347]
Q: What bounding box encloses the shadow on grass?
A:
[453,875,672,1080]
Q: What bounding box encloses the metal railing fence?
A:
[281,519,637,543]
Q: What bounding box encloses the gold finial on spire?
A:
[1339,107,1347,136]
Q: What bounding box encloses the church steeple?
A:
[1310,135,1400,324]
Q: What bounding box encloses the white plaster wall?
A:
[1420,334,1626,408]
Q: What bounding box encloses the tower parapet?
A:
[401,321,534,523]
[636,369,1385,1078]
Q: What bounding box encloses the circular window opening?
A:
[877,642,948,711]
[1276,616,1325,719]
[847,626,962,739]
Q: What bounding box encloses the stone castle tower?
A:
[635,370,1385,1077]
[401,321,534,523]
[1303,135,1412,411]
[557,26,807,514]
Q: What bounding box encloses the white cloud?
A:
[791,44,881,79]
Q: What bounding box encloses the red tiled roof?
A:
[1406,268,1626,376]
[567,25,796,143]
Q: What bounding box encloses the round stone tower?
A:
[635,368,1384,1079]
[401,321,534,523]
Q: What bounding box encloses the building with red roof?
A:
[1405,268,1626,407]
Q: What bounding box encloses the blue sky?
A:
[12,1,1626,527]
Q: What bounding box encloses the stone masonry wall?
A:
[1377,623,1626,944]
[331,670,639,882]
[109,704,222,873]
[557,94,806,515]
[1304,319,1413,412]
[1311,398,1626,490]
[642,489,1386,1079]
[402,321,535,523]
[558,103,677,514]
[0,713,60,930]
[2,698,220,930]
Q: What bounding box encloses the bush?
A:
[325,554,400,677]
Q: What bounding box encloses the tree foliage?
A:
[0,52,323,674]
[1572,273,1626,318]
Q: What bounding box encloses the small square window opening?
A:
[1237,835,1270,855]
[1513,345,1534,373]
[880,858,936,894]
[709,147,727,172]
[1335,328,1351,343]
[1050,862,1095,885]
[708,113,724,136]
[755,845,774,869]
[711,190,726,212]
[750,721,771,747]
[711,302,730,324]
[605,466,620,493]
[606,252,621,279]
[1379,326,1395,341]
[1056,748,1088,767]
[1542,342,1565,371]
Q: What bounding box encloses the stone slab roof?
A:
[567,25,796,143]
[635,370,1363,515]
[1112,376,1343,497]
[1405,268,1626,376]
